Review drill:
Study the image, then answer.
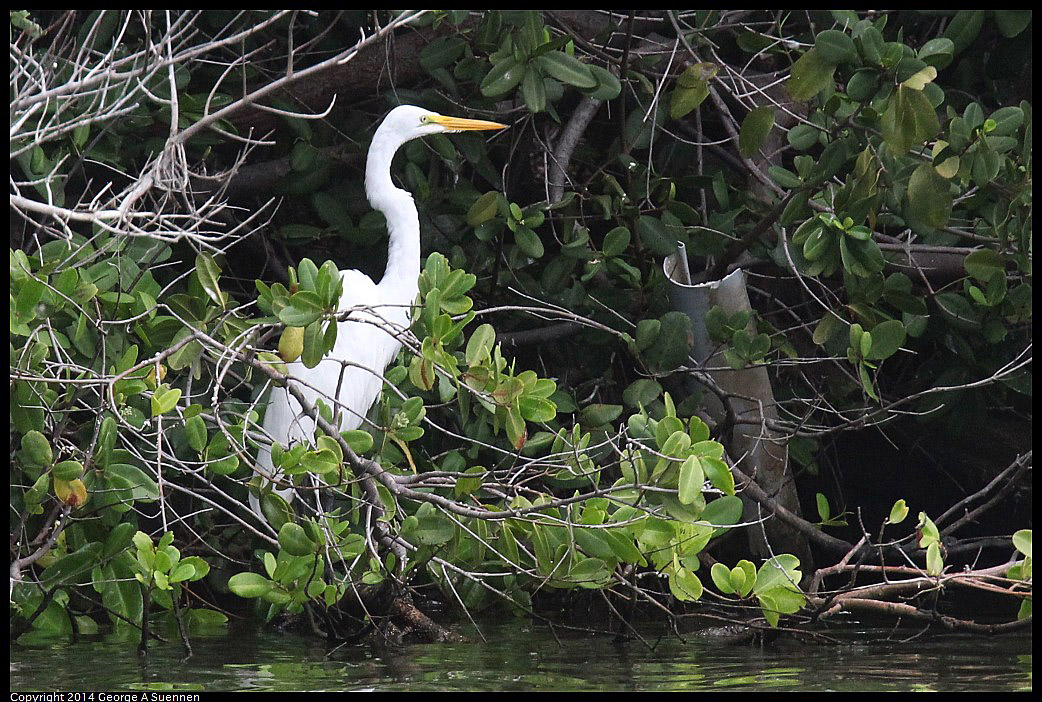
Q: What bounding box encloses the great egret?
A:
[251,105,507,521]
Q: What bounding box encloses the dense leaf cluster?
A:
[11,10,1031,645]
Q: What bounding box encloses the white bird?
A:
[251,105,507,521]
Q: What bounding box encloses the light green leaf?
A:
[1012,529,1032,559]
[227,572,274,598]
[888,498,909,525]
[711,562,735,594]
[518,395,556,423]
[900,65,937,91]
[677,455,704,505]
[278,522,316,557]
[466,323,497,366]
[151,385,181,417]
[926,541,944,576]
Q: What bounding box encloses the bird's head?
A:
[373,104,507,148]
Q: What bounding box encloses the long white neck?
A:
[365,131,421,303]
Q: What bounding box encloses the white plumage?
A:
[251,105,506,521]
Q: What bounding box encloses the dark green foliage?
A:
[10,10,1031,645]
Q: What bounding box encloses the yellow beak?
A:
[428,115,508,132]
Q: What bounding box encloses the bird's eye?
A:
[419,115,431,125]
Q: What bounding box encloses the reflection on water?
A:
[10,620,1032,692]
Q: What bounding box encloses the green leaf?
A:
[864,320,906,361]
[677,455,704,505]
[787,49,837,101]
[300,320,325,369]
[602,529,645,565]
[518,395,556,423]
[888,498,909,525]
[602,226,631,257]
[1012,529,1032,559]
[643,311,693,373]
[917,37,955,69]
[943,10,985,54]
[586,64,622,100]
[739,106,776,158]
[670,63,716,119]
[466,191,500,227]
[514,226,544,258]
[816,492,831,521]
[169,562,197,583]
[413,509,456,546]
[40,543,102,588]
[701,456,735,496]
[480,56,525,97]
[917,512,941,548]
[905,163,952,230]
[769,166,802,189]
[926,541,944,576]
[579,403,623,427]
[107,463,160,501]
[278,522,316,557]
[993,10,1032,38]
[227,572,274,598]
[753,554,803,594]
[881,85,940,155]
[151,385,181,417]
[278,290,325,327]
[702,495,743,531]
[787,123,821,151]
[195,253,223,307]
[815,29,857,64]
[289,141,316,172]
[419,36,465,72]
[858,361,877,400]
[521,66,547,113]
[757,587,805,627]
[988,106,1025,136]
[535,51,597,89]
[711,562,735,594]
[53,460,84,481]
[505,406,526,450]
[622,378,662,408]
[300,448,340,475]
[465,323,497,366]
[21,430,53,466]
[839,235,884,277]
[900,65,937,91]
[341,429,373,454]
[296,258,319,292]
[668,567,704,602]
[635,215,677,256]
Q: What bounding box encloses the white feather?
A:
[250,105,505,522]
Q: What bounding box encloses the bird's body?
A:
[251,105,505,520]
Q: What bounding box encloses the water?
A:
[10,620,1031,692]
